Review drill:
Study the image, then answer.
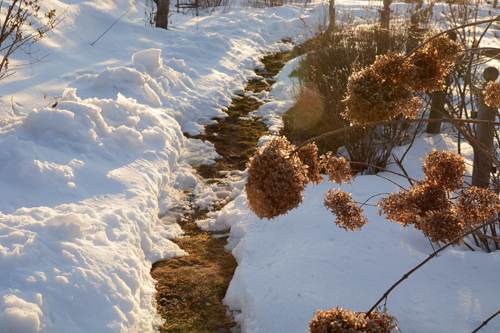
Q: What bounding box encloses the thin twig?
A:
[471,309,500,333]
[466,47,500,53]
[400,15,500,65]
[472,231,500,243]
[91,2,136,46]
[399,113,426,164]
[293,118,500,154]
[391,153,413,186]
[349,161,418,183]
[428,239,436,252]
[366,216,500,316]
[357,193,391,209]
[463,241,475,252]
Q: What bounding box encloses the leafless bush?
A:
[0,0,59,80]
[283,19,417,174]
[244,11,500,332]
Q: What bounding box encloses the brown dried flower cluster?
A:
[378,150,500,245]
[484,81,500,108]
[324,189,367,231]
[408,34,460,92]
[455,187,500,226]
[298,143,324,185]
[308,307,399,333]
[415,208,465,245]
[320,152,353,185]
[342,53,420,124]
[378,180,450,227]
[378,181,467,244]
[426,34,461,64]
[370,52,412,85]
[414,186,500,245]
[422,149,465,192]
[342,36,460,125]
[245,136,309,219]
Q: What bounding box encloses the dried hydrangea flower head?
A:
[320,152,353,185]
[324,189,367,231]
[297,143,324,185]
[370,52,412,85]
[425,33,461,65]
[342,35,460,124]
[416,208,465,245]
[308,307,399,333]
[484,81,500,108]
[418,186,500,246]
[377,180,451,228]
[378,149,500,246]
[422,149,465,192]
[455,187,500,227]
[245,136,309,219]
[342,53,420,124]
[418,187,500,245]
[407,34,460,92]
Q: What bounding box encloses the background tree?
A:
[155,0,170,29]
[145,0,170,29]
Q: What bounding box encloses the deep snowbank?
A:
[0,0,328,331]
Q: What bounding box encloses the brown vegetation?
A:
[308,307,399,333]
[152,45,299,331]
[151,209,237,333]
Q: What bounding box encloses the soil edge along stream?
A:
[151,45,296,333]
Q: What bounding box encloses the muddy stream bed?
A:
[150,46,297,333]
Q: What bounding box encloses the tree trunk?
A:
[472,94,496,189]
[426,89,445,134]
[156,0,170,30]
[326,0,335,33]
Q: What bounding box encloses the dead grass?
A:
[188,47,295,178]
[151,208,237,333]
[282,23,419,173]
[151,45,300,332]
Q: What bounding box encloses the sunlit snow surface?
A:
[0,0,500,332]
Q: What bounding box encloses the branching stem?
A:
[293,118,500,154]
[471,309,500,333]
[401,15,500,65]
[365,216,500,317]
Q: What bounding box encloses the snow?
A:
[222,135,500,333]
[250,54,305,134]
[1,0,499,332]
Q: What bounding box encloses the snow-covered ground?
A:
[0,0,499,332]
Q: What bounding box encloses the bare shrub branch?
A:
[0,0,59,80]
[366,216,500,317]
